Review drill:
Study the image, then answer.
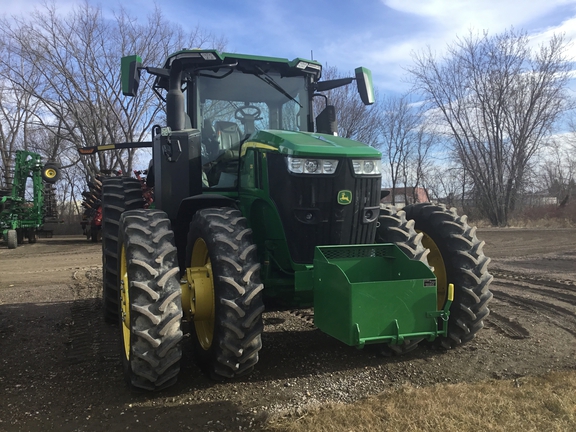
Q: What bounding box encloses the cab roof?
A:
[163,49,323,80]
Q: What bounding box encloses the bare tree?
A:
[424,163,462,205]
[409,28,573,226]
[377,94,435,204]
[0,50,43,188]
[539,138,576,205]
[0,1,226,182]
[403,123,436,202]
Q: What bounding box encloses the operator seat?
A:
[214,121,242,150]
[202,118,219,160]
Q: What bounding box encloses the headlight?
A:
[304,159,319,173]
[352,159,381,175]
[287,157,339,174]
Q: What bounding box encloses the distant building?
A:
[381,187,429,207]
[520,192,558,207]
[435,191,558,209]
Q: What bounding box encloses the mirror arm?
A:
[315,77,354,92]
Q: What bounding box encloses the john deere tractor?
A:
[1,150,60,248]
[80,50,492,390]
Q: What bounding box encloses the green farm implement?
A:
[79,49,492,390]
[1,150,60,248]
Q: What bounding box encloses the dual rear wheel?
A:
[106,196,264,389]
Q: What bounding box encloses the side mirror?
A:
[316,105,337,135]
[355,67,375,105]
[121,55,142,97]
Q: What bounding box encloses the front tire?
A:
[101,177,144,323]
[403,203,493,349]
[185,208,264,379]
[118,209,183,390]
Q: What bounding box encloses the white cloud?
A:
[357,0,576,93]
[383,0,576,32]
[528,15,576,60]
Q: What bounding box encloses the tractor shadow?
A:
[176,311,449,386]
[0,299,255,431]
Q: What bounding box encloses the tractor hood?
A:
[243,130,381,158]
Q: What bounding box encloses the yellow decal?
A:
[338,190,352,205]
[241,141,278,156]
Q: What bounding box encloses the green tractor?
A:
[1,150,60,248]
[81,50,492,390]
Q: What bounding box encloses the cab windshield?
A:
[192,70,309,188]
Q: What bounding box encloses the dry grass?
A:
[469,202,576,228]
[506,218,575,228]
[265,370,576,432]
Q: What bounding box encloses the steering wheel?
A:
[235,105,262,121]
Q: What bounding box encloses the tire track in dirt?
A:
[493,269,576,292]
[490,274,576,338]
[66,299,120,365]
[66,269,119,366]
[485,310,531,339]
[495,279,576,305]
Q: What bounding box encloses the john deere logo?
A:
[338,190,352,205]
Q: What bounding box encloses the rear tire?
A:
[374,205,430,355]
[101,177,144,324]
[186,208,264,379]
[118,209,182,390]
[403,203,493,349]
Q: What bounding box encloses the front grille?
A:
[267,153,380,263]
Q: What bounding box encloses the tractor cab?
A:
[122,50,375,192]
[192,61,311,189]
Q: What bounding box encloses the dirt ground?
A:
[0,228,575,431]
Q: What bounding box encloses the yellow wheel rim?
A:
[120,244,131,360]
[44,168,57,178]
[190,238,215,350]
[420,231,448,310]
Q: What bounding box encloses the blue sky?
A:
[2,0,576,95]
